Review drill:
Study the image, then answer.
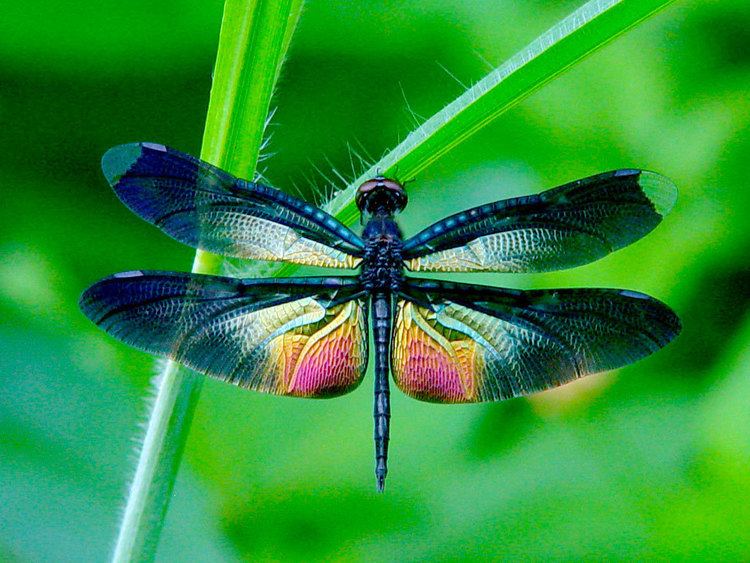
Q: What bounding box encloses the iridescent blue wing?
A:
[80,272,369,397]
[392,279,680,403]
[102,143,365,268]
[402,170,676,273]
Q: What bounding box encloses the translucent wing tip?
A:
[101,142,166,186]
[639,171,678,217]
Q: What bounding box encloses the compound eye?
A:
[380,179,404,192]
[380,179,407,211]
[355,177,408,212]
[355,179,379,210]
[357,179,380,195]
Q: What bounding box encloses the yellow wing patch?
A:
[246,298,368,397]
[392,301,485,403]
[205,213,362,269]
[406,230,560,273]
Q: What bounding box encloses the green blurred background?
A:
[2,1,749,560]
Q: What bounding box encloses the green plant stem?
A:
[112,1,303,561]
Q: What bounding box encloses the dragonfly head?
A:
[356,176,408,215]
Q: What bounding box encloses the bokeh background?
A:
[2,1,750,560]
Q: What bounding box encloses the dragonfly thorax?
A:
[360,216,404,291]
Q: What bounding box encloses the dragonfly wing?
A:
[102,143,365,268]
[402,170,676,273]
[80,272,369,397]
[392,279,680,403]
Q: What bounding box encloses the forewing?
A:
[402,170,676,273]
[102,143,365,268]
[80,272,369,397]
[392,279,680,403]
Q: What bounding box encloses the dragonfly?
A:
[80,142,681,491]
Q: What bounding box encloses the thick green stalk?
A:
[111,1,303,561]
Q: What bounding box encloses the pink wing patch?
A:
[392,301,483,403]
[273,299,368,398]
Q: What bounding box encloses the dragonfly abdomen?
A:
[371,292,392,492]
[359,199,405,492]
